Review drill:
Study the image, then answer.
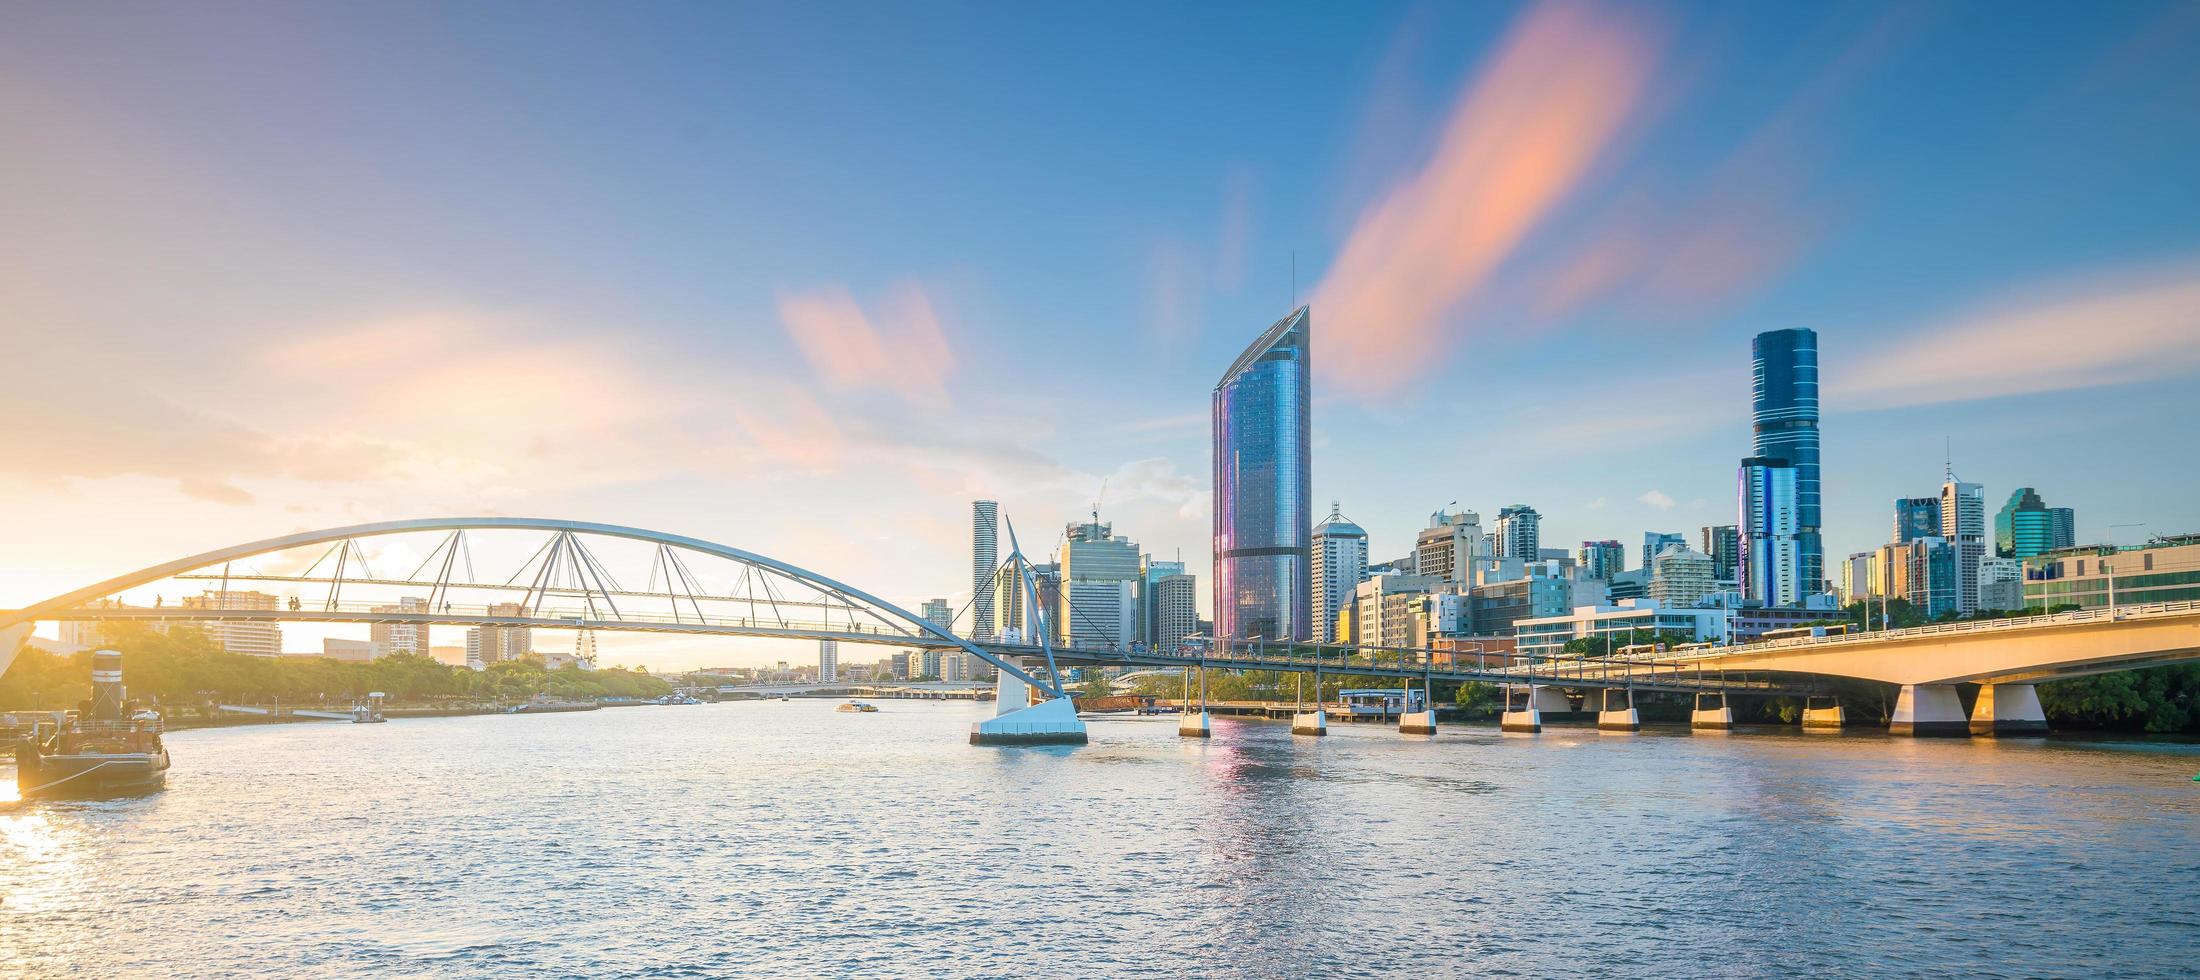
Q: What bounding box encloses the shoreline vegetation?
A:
[0,624,673,714]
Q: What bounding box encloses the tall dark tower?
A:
[1213,306,1312,641]
[1751,328,1822,597]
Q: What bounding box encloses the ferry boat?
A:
[351,691,388,724]
[504,696,601,715]
[15,650,170,799]
[836,701,879,713]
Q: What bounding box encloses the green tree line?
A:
[1,624,671,710]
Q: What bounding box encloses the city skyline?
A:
[4,1,2199,669]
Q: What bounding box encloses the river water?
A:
[3,701,2197,977]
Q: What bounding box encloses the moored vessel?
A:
[836,701,878,713]
[15,649,171,799]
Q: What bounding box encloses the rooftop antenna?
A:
[1944,437,1953,483]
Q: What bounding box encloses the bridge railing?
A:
[42,600,930,641]
[1677,598,2200,661]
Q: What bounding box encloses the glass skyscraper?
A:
[1213,306,1312,641]
[1751,328,1823,595]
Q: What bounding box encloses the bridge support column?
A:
[1802,696,1844,731]
[969,695,1088,746]
[1501,685,1543,734]
[1597,688,1640,733]
[1690,692,1733,731]
[1178,708,1211,738]
[1970,683,2048,737]
[1399,708,1438,735]
[1890,684,1968,737]
[1292,709,1328,736]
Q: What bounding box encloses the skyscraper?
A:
[1649,544,1715,608]
[1894,497,1942,543]
[1738,456,1802,606]
[2048,507,2076,551]
[1495,505,1541,560]
[1213,306,1312,641]
[1995,488,2053,559]
[1060,520,1140,650]
[1700,525,1740,582]
[920,598,952,631]
[818,639,839,684]
[1415,509,1484,586]
[1751,329,1823,594]
[1643,532,1687,571]
[971,500,998,641]
[1153,573,1199,653]
[1137,555,1186,647]
[1942,476,1987,616]
[1311,502,1369,644]
[1579,540,1624,581]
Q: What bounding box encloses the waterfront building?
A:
[939,651,968,683]
[1311,502,1369,644]
[1515,599,1728,659]
[1894,497,1941,544]
[1738,456,1802,607]
[182,590,283,657]
[1648,544,1715,609]
[1495,505,1541,561]
[1468,573,1572,637]
[1751,328,1824,594]
[1642,532,1686,572]
[1416,509,1486,587]
[971,501,999,641]
[1212,305,1312,641]
[461,601,531,669]
[1700,525,1740,582]
[2024,534,2200,610]
[1136,556,1186,647]
[1060,520,1140,650]
[1730,594,1845,641]
[1980,557,2024,612]
[1942,477,1987,616]
[368,596,433,657]
[1351,574,1442,650]
[1579,540,1624,582]
[818,639,839,684]
[1152,573,1198,653]
[319,638,384,663]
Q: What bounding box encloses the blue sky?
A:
[3,2,2198,666]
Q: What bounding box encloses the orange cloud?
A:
[776,282,956,409]
[1311,2,1662,399]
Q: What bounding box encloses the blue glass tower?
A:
[1213,306,1312,641]
[1751,328,1823,597]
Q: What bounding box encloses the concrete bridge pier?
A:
[1597,688,1640,733]
[1502,685,1566,733]
[1399,707,1438,735]
[1292,708,1329,736]
[1178,708,1212,738]
[1970,683,2049,737]
[1690,692,1734,731]
[969,666,1088,746]
[1890,684,1968,737]
[1802,695,1845,731]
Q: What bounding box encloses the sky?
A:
[4,1,2199,669]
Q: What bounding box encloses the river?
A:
[4,701,2197,977]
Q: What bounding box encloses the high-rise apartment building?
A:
[1648,544,1715,609]
[919,598,952,632]
[1312,503,1369,644]
[1152,573,1199,653]
[1060,521,1140,649]
[1495,505,1540,561]
[370,596,433,656]
[818,639,839,684]
[971,500,999,641]
[1942,477,1987,616]
[463,601,532,669]
[1893,497,1942,543]
[183,590,283,657]
[1579,540,1625,582]
[1751,328,1823,594]
[1738,456,1802,606]
[1137,556,1186,647]
[1700,525,1740,582]
[1882,536,1957,618]
[1841,551,1877,602]
[1415,509,1484,586]
[1642,532,1687,571]
[1213,306,1312,641]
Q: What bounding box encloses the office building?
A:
[1751,328,1824,594]
[919,598,952,632]
[1060,521,1139,649]
[1980,557,2024,612]
[1495,505,1541,561]
[1579,541,1624,582]
[1469,574,1572,637]
[1700,525,1740,582]
[1894,497,1941,544]
[971,500,999,641]
[1152,573,1199,653]
[1878,536,1957,619]
[369,596,433,656]
[1351,574,1443,650]
[2048,508,2076,551]
[1515,599,1729,659]
[1995,488,2076,561]
[2024,534,2200,611]
[1642,532,1687,572]
[319,638,385,663]
[818,639,839,684]
[1648,544,1715,609]
[1213,306,1312,641]
[1841,551,1877,603]
[1415,508,1485,586]
[182,590,283,657]
[1138,556,1186,647]
[1738,456,1803,607]
[1942,476,1987,616]
[1312,503,1369,644]
[939,651,968,683]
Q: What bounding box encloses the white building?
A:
[319,638,386,663]
[1311,502,1369,644]
[183,590,283,657]
[1514,599,1730,659]
[1739,457,1803,606]
[1152,573,1198,653]
[370,596,433,656]
[1648,544,1715,609]
[1942,477,1988,615]
[1059,520,1140,650]
[1495,505,1541,561]
[1352,573,1442,649]
[1415,509,1486,587]
[818,638,840,684]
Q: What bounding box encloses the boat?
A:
[648,692,703,706]
[503,696,602,715]
[15,649,171,799]
[351,691,388,724]
[835,701,879,713]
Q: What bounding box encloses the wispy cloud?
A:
[776,282,956,409]
[1311,2,1663,399]
[1638,489,1677,510]
[1831,258,2200,410]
